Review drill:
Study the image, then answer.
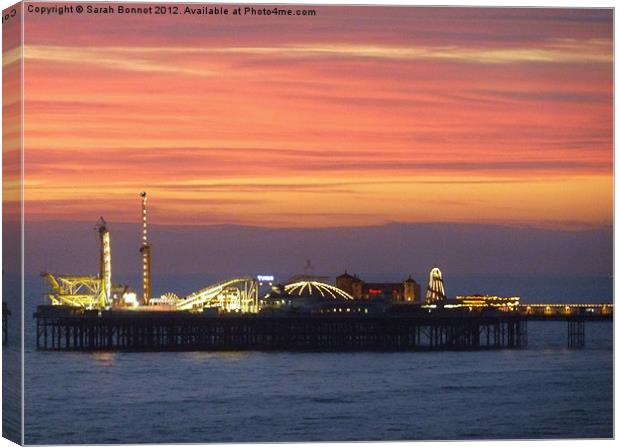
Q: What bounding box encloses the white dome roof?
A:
[284,281,353,300]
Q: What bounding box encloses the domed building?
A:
[260,279,375,314]
[285,280,353,300]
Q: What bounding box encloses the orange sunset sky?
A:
[10,4,614,229]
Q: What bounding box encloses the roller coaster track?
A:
[176,277,259,313]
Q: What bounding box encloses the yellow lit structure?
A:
[97,217,112,304]
[42,216,114,309]
[454,295,520,309]
[121,291,139,307]
[425,267,446,303]
[522,303,613,316]
[260,280,355,313]
[150,292,180,306]
[42,273,107,309]
[284,281,353,300]
[140,192,152,305]
[176,277,259,313]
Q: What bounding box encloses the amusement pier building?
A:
[336,271,422,302]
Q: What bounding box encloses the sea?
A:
[2,274,614,444]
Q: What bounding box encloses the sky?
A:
[11,4,612,230]
[1,3,614,284]
[23,220,613,292]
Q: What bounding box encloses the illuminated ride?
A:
[42,217,113,310]
[149,292,180,306]
[42,273,108,309]
[284,281,353,300]
[139,192,152,305]
[176,277,259,313]
[425,267,446,303]
[40,194,345,314]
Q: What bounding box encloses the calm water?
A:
[18,276,615,443]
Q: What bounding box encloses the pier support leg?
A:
[568,319,585,349]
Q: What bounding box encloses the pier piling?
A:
[34,306,528,352]
[567,318,586,349]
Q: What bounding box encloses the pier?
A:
[519,303,612,318]
[33,194,612,353]
[35,306,528,352]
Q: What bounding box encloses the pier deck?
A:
[35,306,528,352]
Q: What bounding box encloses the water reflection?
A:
[190,351,250,362]
[91,352,115,364]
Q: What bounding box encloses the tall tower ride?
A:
[140,192,152,305]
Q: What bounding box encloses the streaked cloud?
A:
[24,45,216,76]
[220,40,611,64]
[19,7,613,230]
[24,37,611,72]
[2,47,21,67]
